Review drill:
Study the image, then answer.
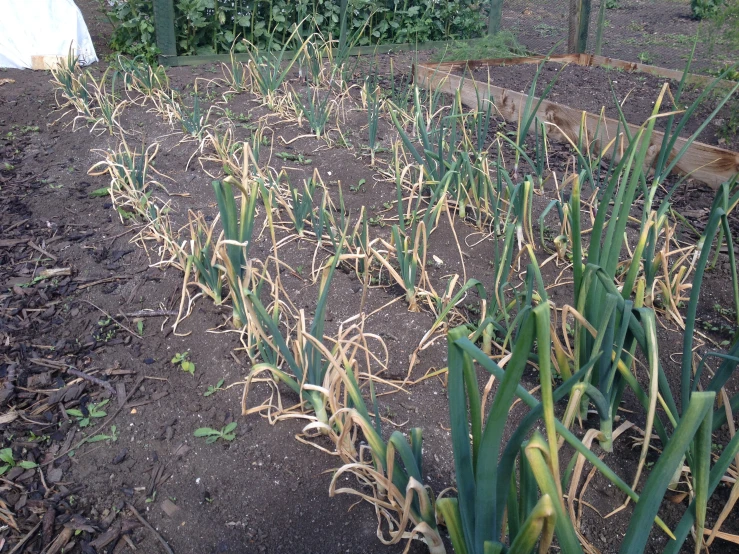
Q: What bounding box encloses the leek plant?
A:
[391,86,463,186]
[87,70,125,135]
[440,308,590,554]
[280,173,318,237]
[292,83,334,138]
[115,55,170,98]
[500,59,563,180]
[88,141,160,223]
[188,210,223,305]
[244,27,308,106]
[212,177,259,327]
[558,182,739,549]
[372,158,452,311]
[447,302,725,553]
[176,93,209,139]
[243,228,347,425]
[332,374,444,553]
[221,47,249,93]
[363,72,381,166]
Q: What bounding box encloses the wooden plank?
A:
[414,63,739,189]
[30,56,64,71]
[424,53,735,89]
[153,0,177,63]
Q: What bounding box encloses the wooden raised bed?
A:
[414,54,739,189]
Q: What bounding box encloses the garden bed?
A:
[416,54,739,187]
[1,42,739,554]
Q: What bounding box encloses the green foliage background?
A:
[691,0,725,19]
[103,0,487,61]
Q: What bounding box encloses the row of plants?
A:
[100,0,488,61]
[51,34,739,553]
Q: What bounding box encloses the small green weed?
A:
[171,352,195,376]
[194,422,237,444]
[204,379,225,397]
[0,448,38,475]
[67,400,109,428]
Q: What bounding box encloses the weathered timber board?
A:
[428,53,734,89]
[415,62,739,189]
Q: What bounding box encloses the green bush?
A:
[103,0,160,62]
[102,0,487,59]
[691,0,724,19]
[715,0,739,48]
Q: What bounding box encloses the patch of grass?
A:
[431,32,527,62]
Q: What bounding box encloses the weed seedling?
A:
[86,425,119,443]
[204,379,225,397]
[194,422,237,444]
[171,352,195,376]
[0,448,38,475]
[350,178,366,193]
[67,400,109,428]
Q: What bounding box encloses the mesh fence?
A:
[499,0,735,75]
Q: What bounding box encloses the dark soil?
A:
[467,61,739,151]
[0,3,737,554]
[503,0,737,75]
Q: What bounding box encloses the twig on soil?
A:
[5,218,29,233]
[8,521,41,554]
[44,527,73,554]
[127,503,175,554]
[76,276,129,290]
[119,309,178,318]
[108,228,138,245]
[65,367,117,396]
[28,241,58,261]
[78,299,142,339]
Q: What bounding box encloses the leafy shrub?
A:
[430,31,527,62]
[100,0,487,58]
[102,0,160,62]
[714,0,739,48]
[691,0,724,19]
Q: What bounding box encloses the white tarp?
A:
[0,0,98,69]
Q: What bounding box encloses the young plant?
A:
[212,171,261,327]
[194,422,237,444]
[281,173,319,237]
[391,86,462,186]
[242,229,348,426]
[67,400,109,428]
[175,93,209,139]
[243,27,308,105]
[0,448,38,475]
[331,373,444,553]
[220,47,249,93]
[292,83,334,138]
[363,72,382,166]
[171,352,195,376]
[188,210,223,304]
[204,379,225,397]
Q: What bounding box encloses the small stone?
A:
[161,498,180,518]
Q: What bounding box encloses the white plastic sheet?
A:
[0,0,98,69]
